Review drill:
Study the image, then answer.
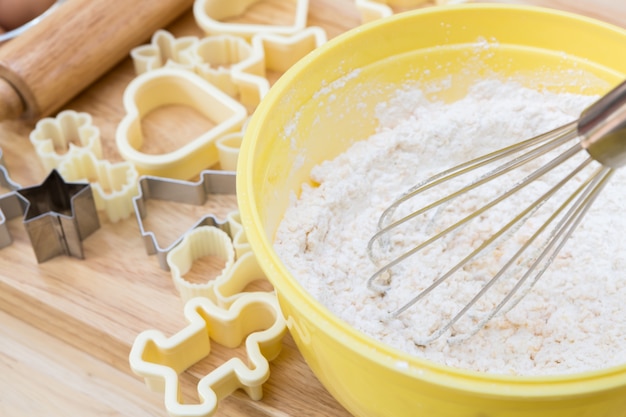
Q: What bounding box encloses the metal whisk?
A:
[367,79,626,345]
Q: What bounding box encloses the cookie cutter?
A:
[193,0,309,40]
[131,29,198,74]
[129,292,286,417]
[16,169,100,262]
[57,151,139,223]
[355,0,468,23]
[166,214,261,305]
[180,33,269,111]
[29,110,102,171]
[133,169,236,270]
[115,67,247,180]
[0,148,25,248]
[251,26,327,74]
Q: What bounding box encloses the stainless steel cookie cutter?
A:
[16,169,100,262]
[133,169,236,270]
[0,148,25,248]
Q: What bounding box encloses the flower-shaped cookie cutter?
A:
[133,170,236,270]
[29,110,102,171]
[131,29,198,74]
[116,68,247,180]
[193,0,309,40]
[129,291,286,417]
[58,151,139,223]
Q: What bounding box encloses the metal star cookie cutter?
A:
[57,151,139,223]
[29,110,103,171]
[193,0,309,40]
[16,169,100,262]
[133,169,236,270]
[129,292,286,417]
[115,68,247,180]
[0,148,25,248]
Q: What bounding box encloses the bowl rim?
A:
[238,2,626,398]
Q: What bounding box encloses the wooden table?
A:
[1,1,624,416]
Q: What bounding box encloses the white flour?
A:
[273,78,626,375]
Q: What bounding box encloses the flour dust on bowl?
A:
[237,5,626,417]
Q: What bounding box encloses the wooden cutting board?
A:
[1,1,625,416]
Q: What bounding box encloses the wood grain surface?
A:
[0,1,624,416]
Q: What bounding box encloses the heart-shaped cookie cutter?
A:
[116,68,247,180]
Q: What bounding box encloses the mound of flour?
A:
[273,78,626,375]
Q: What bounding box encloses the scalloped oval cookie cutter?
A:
[193,0,310,40]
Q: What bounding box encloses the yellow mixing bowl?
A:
[237,4,626,416]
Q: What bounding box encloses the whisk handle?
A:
[578,79,626,168]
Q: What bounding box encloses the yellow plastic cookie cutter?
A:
[167,226,236,303]
[166,214,262,305]
[57,151,139,223]
[29,110,102,171]
[251,26,327,73]
[115,67,247,180]
[193,0,310,40]
[131,29,198,74]
[129,292,286,417]
[180,34,269,111]
[355,0,468,23]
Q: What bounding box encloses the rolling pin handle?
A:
[0,78,24,120]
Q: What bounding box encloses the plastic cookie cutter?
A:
[166,216,261,305]
[129,292,287,417]
[179,34,269,111]
[355,0,468,23]
[16,169,100,262]
[57,151,139,223]
[133,169,236,270]
[193,0,309,40]
[115,67,247,180]
[29,110,103,171]
[132,30,268,112]
[131,29,199,74]
[0,148,25,248]
[251,26,327,74]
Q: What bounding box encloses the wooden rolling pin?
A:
[0,0,194,121]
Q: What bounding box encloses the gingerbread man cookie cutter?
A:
[116,68,247,180]
[133,170,236,270]
[129,292,286,417]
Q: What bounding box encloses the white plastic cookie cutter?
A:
[166,213,260,305]
[355,0,468,23]
[29,110,102,171]
[193,0,309,40]
[129,291,286,417]
[116,67,247,180]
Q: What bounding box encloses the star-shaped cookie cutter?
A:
[129,292,286,417]
[16,169,100,262]
[133,170,236,270]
